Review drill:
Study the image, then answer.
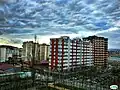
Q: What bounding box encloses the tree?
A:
[8,57,12,64]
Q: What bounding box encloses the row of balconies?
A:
[49,57,81,60]
[49,54,93,56]
[49,62,91,67]
[50,44,84,47]
[49,53,107,56]
[50,50,82,53]
[50,43,106,47]
[50,47,82,50]
[50,47,93,50]
[49,54,82,57]
[50,42,82,46]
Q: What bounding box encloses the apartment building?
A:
[22,41,50,65]
[70,38,82,70]
[82,40,93,66]
[39,43,50,61]
[22,41,33,61]
[49,36,93,71]
[0,45,19,62]
[22,41,40,63]
[49,36,71,71]
[83,35,108,67]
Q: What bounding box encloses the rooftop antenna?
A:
[34,34,37,43]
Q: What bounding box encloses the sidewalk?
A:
[48,83,69,90]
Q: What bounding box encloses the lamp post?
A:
[32,35,37,87]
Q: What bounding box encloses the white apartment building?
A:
[22,41,34,61]
[39,43,50,61]
[22,41,40,62]
[22,41,50,65]
[82,40,93,66]
[0,45,19,62]
[49,36,93,71]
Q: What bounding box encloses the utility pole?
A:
[32,35,37,87]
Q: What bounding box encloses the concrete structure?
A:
[70,38,82,70]
[22,41,34,61]
[49,36,93,71]
[83,35,108,67]
[39,43,50,61]
[22,41,40,63]
[82,40,93,66]
[0,45,19,62]
[22,41,50,64]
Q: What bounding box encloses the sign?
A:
[110,85,118,89]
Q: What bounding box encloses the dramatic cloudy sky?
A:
[0,0,120,48]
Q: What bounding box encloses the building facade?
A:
[22,41,34,61]
[22,41,40,63]
[0,45,19,62]
[39,43,50,61]
[70,38,82,70]
[83,35,108,67]
[22,41,50,64]
[82,40,93,66]
[49,36,93,71]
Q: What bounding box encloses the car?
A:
[86,79,91,82]
[92,81,97,84]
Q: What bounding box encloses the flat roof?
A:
[0,45,19,48]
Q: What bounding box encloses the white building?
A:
[0,45,19,62]
[22,41,40,63]
[49,36,93,71]
[22,41,34,61]
[82,40,93,66]
[39,43,50,61]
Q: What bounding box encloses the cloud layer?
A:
[0,0,120,48]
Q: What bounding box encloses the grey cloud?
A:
[0,0,119,48]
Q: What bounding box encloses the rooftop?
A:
[40,43,50,46]
[83,35,108,39]
[0,45,19,49]
[0,63,14,71]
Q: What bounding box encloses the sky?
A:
[0,0,120,48]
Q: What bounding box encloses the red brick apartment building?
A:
[83,35,108,67]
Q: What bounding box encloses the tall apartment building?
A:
[22,41,40,63]
[22,41,33,61]
[0,45,19,62]
[82,40,93,66]
[70,38,82,70]
[49,36,93,71]
[39,43,50,61]
[83,35,108,67]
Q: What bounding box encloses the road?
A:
[55,79,109,90]
[48,83,69,90]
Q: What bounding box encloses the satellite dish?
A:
[110,85,118,89]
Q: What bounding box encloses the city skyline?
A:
[0,0,120,48]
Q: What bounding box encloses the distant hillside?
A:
[109,49,120,51]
